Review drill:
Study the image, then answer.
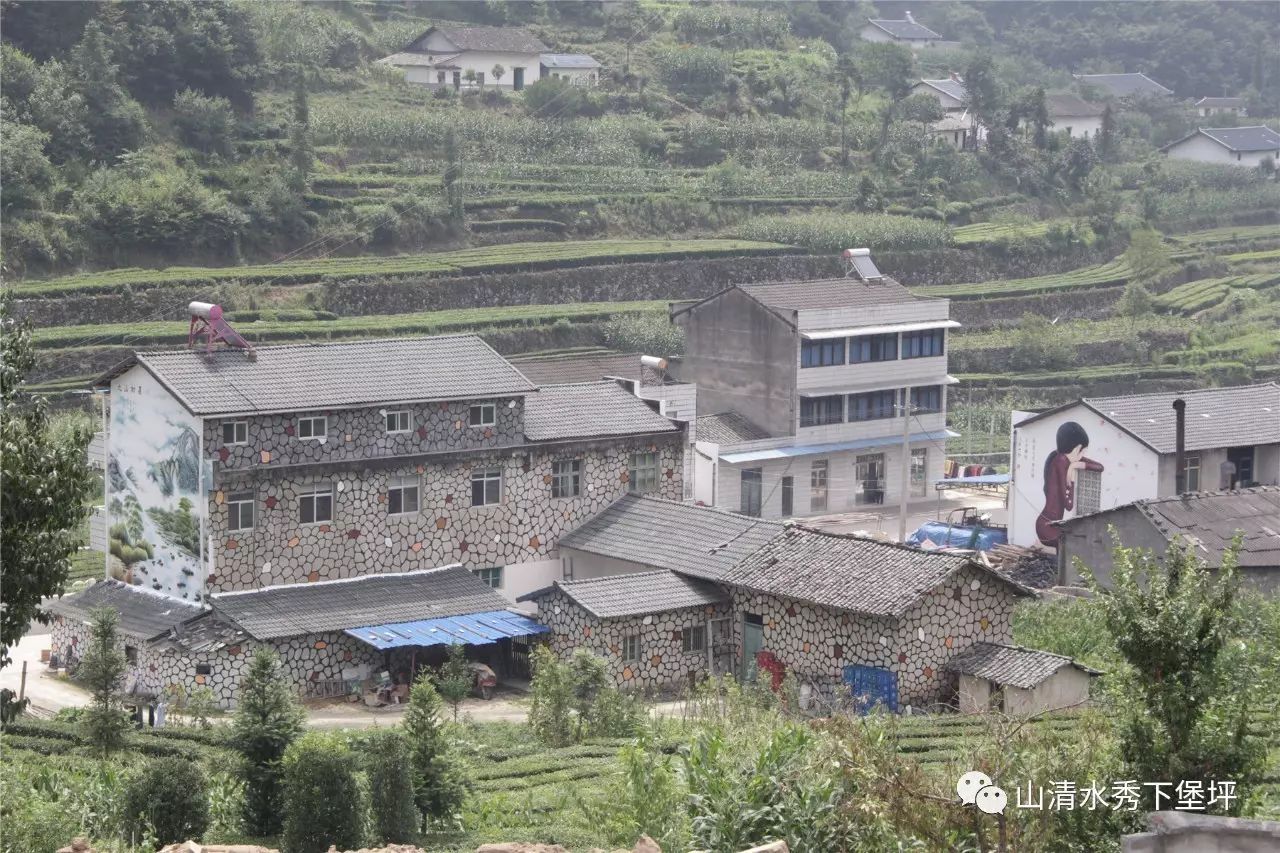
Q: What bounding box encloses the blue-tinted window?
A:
[848,390,898,421]
[849,333,898,363]
[902,329,945,359]
[801,338,845,368]
[910,385,943,413]
[800,395,844,427]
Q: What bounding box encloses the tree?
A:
[172,88,235,157]
[0,301,94,670]
[529,644,574,746]
[1115,279,1154,318]
[961,52,1003,141]
[287,80,312,190]
[438,643,471,722]
[441,128,464,227]
[69,20,149,159]
[853,42,914,101]
[569,648,607,742]
[491,63,506,85]
[1123,227,1173,286]
[1079,536,1266,812]
[403,672,464,824]
[122,757,211,846]
[835,53,859,167]
[78,607,129,754]
[1097,103,1117,163]
[1057,136,1098,192]
[281,732,369,853]
[231,648,305,837]
[896,93,945,133]
[363,728,419,844]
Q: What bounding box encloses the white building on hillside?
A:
[540,54,602,86]
[378,25,549,91]
[1161,126,1280,167]
[1045,93,1104,139]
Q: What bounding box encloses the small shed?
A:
[945,642,1101,714]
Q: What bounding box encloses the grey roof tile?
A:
[696,411,771,444]
[740,277,923,313]
[867,18,943,40]
[522,570,727,618]
[513,353,645,385]
[1196,126,1280,152]
[210,565,508,640]
[944,642,1101,689]
[46,580,206,641]
[99,335,536,416]
[523,382,679,441]
[919,78,968,102]
[1136,487,1280,569]
[1046,93,1104,118]
[1074,73,1173,97]
[1084,382,1280,453]
[436,26,547,53]
[540,53,601,69]
[558,495,783,581]
[731,526,1034,618]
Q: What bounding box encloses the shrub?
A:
[734,211,952,252]
[281,732,369,853]
[231,648,304,837]
[360,728,418,845]
[122,756,210,846]
[403,673,464,824]
[172,88,234,156]
[601,313,684,357]
[530,647,640,745]
[1009,313,1074,371]
[438,644,472,722]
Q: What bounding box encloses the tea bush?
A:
[734,211,952,252]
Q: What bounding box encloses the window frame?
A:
[468,402,496,428]
[385,409,411,434]
[473,566,504,589]
[387,474,420,516]
[621,634,640,662]
[628,451,659,495]
[848,389,899,422]
[471,468,503,507]
[910,448,929,498]
[1075,468,1103,515]
[799,395,844,428]
[299,483,334,525]
[195,663,212,676]
[810,460,829,512]
[227,491,255,531]
[297,415,328,440]
[740,468,763,517]
[221,420,248,446]
[682,624,706,654]
[1183,454,1201,492]
[910,385,944,414]
[800,338,846,369]
[551,458,582,499]
[848,333,898,364]
[901,328,945,359]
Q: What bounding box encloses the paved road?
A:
[0,631,89,716]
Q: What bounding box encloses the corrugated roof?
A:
[46,580,206,641]
[523,381,678,441]
[1086,382,1280,453]
[944,642,1101,689]
[97,335,536,416]
[521,570,727,618]
[696,411,771,445]
[867,18,943,40]
[740,277,923,312]
[540,53,601,69]
[345,609,548,649]
[433,26,547,53]
[1196,126,1280,152]
[1046,93,1104,118]
[210,566,507,640]
[1132,487,1280,568]
[1074,73,1173,97]
[558,494,783,581]
[731,526,1033,618]
[513,353,644,385]
[918,78,968,102]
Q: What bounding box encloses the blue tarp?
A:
[906,521,1008,552]
[345,610,549,650]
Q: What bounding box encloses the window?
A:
[437,70,445,84]
[800,395,843,428]
[855,453,886,505]
[227,491,255,531]
[221,420,247,445]
[810,460,829,512]
[385,410,411,433]
[682,624,706,654]
[388,475,420,515]
[848,333,898,363]
[902,328,945,358]
[297,415,327,439]
[551,459,581,498]
[621,634,640,662]
[471,468,502,506]
[628,452,658,494]
[469,403,496,427]
[125,645,138,664]
[740,468,763,517]
[801,338,845,368]
[476,71,485,86]
[1182,454,1201,492]
[911,448,929,498]
[848,389,898,421]
[1076,468,1102,515]
[781,476,793,517]
[299,483,333,524]
[473,566,504,589]
[195,663,212,676]
[910,385,943,414]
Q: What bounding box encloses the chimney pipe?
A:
[905,10,915,23]
[1173,398,1186,493]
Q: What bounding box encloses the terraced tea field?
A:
[1169,223,1280,247]
[915,258,1133,299]
[1154,271,1280,314]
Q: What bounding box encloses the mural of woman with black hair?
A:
[1035,421,1105,547]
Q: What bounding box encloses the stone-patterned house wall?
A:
[207,436,684,591]
[729,564,1024,708]
[536,588,730,692]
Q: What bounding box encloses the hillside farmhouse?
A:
[912,76,968,113]
[1055,487,1280,594]
[1045,93,1105,139]
[860,12,949,49]
[378,25,553,90]
[946,642,1101,714]
[1161,126,1280,167]
[1008,383,1280,550]
[671,260,957,520]
[1195,96,1246,118]
[1073,72,1173,99]
[539,53,601,86]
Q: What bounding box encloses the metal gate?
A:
[843,665,898,714]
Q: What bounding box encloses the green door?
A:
[742,615,764,681]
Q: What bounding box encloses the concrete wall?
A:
[1057,506,1168,586]
[1165,133,1280,167]
[1124,812,1280,852]
[1051,115,1103,138]
[911,82,964,111]
[673,288,798,437]
[957,667,1091,714]
[402,32,543,89]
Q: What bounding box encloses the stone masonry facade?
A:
[536,588,732,692]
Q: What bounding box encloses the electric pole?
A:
[898,386,912,542]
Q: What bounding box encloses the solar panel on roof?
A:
[852,255,883,280]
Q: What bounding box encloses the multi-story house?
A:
[94,334,685,606]
[671,254,957,521]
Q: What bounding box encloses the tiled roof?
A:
[98,335,536,416]
[1134,487,1280,569]
[1046,93,1104,118]
[520,570,727,618]
[1074,73,1173,97]
[918,78,968,102]
[46,580,205,641]
[696,411,771,444]
[540,53,601,69]
[210,566,508,640]
[436,26,547,53]
[1195,126,1280,152]
[1085,382,1280,453]
[730,526,1034,618]
[513,353,644,385]
[377,52,459,68]
[944,642,1101,689]
[739,277,922,313]
[558,494,783,581]
[867,18,943,40]
[523,381,678,441]
[1195,97,1244,108]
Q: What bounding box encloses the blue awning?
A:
[720,429,958,464]
[344,610,549,650]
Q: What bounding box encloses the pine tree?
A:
[441,129,464,227]
[363,728,420,844]
[78,607,129,754]
[437,643,471,722]
[1097,103,1116,163]
[232,648,305,836]
[403,673,464,825]
[288,78,312,189]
